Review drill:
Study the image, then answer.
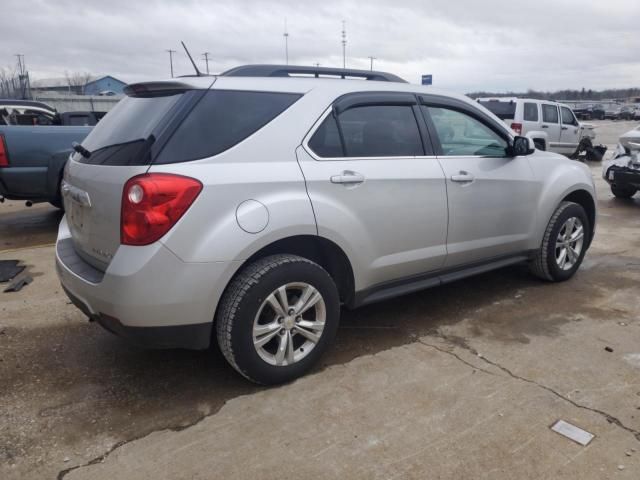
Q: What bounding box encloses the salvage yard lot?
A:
[1,120,640,479]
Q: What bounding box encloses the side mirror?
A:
[507,136,535,157]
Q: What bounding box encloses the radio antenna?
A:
[181,41,203,76]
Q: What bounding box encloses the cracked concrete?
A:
[2,121,640,479]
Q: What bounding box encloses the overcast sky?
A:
[3,0,639,92]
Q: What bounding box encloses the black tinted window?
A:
[81,94,181,152]
[156,90,301,163]
[478,101,516,120]
[338,105,423,157]
[542,104,559,123]
[561,107,576,125]
[308,115,344,157]
[523,103,538,121]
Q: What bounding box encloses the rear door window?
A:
[523,103,539,121]
[542,104,559,123]
[308,104,424,158]
[155,90,301,164]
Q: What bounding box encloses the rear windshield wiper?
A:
[72,142,91,159]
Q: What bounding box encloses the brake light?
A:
[510,122,523,135]
[0,134,9,167]
[121,173,202,246]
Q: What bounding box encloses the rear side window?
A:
[542,104,559,123]
[523,103,538,121]
[478,101,516,120]
[308,105,424,158]
[155,90,301,164]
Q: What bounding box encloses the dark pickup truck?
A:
[0,125,91,208]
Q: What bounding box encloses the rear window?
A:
[155,90,302,164]
[76,94,183,165]
[478,100,516,120]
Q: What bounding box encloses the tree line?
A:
[468,87,640,102]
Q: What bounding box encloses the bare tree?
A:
[64,71,94,95]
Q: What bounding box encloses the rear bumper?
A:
[0,166,49,201]
[55,216,239,349]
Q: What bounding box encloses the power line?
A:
[368,56,376,71]
[202,52,211,75]
[165,49,176,78]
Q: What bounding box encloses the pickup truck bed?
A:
[0,125,91,207]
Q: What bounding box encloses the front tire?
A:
[216,254,340,385]
[529,201,589,282]
[611,185,637,199]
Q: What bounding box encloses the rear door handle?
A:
[330,171,365,185]
[451,171,474,183]
[541,125,549,129]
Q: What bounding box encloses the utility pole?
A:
[165,49,176,78]
[368,56,376,71]
[283,18,289,65]
[202,52,211,75]
[314,62,320,67]
[341,20,347,69]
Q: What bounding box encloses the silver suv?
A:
[56,65,596,384]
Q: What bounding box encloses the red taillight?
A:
[0,135,9,167]
[510,122,523,135]
[121,173,202,246]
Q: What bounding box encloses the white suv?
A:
[478,98,596,156]
[56,66,596,384]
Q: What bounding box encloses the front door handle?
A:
[541,125,549,128]
[451,171,474,183]
[330,171,365,185]
[561,126,568,130]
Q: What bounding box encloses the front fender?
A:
[530,155,595,248]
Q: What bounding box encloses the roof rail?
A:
[220,64,407,83]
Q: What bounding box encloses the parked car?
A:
[0,99,57,126]
[616,106,635,121]
[571,103,605,121]
[477,98,596,157]
[603,126,640,198]
[0,125,92,207]
[56,65,596,385]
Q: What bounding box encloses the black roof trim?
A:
[220,65,407,83]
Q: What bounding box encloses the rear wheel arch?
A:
[223,235,355,309]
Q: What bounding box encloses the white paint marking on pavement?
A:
[550,420,594,446]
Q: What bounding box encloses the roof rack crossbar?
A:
[220,65,407,83]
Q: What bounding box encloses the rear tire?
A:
[533,139,546,151]
[611,185,637,199]
[216,254,340,385]
[529,201,589,282]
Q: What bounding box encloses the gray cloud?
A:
[2,0,639,92]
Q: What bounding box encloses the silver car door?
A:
[297,93,448,292]
[419,99,539,268]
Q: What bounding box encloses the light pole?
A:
[283,19,290,65]
[166,49,176,78]
[202,52,211,75]
[368,56,376,71]
[341,20,347,68]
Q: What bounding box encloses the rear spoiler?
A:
[123,81,200,98]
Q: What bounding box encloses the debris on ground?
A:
[605,346,614,352]
[3,275,33,293]
[0,259,24,282]
[550,420,595,446]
